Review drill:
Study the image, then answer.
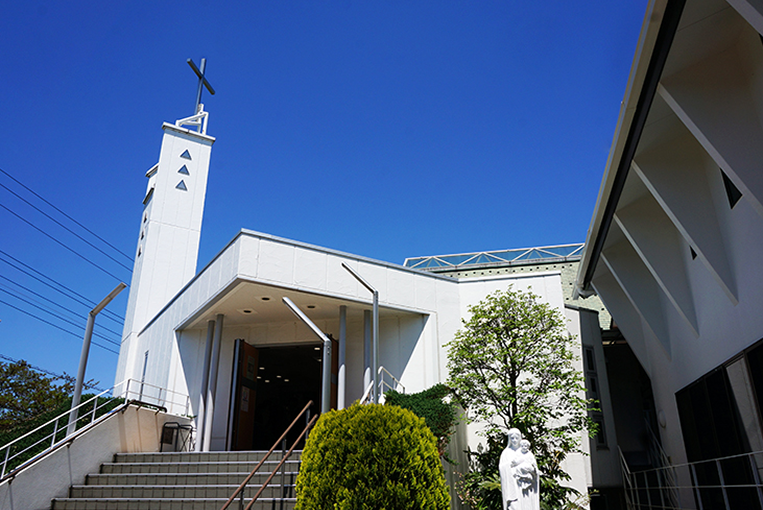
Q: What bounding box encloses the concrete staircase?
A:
[51,450,300,510]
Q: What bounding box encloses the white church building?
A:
[113,101,613,504]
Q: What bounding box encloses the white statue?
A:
[499,430,539,510]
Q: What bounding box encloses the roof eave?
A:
[575,0,685,297]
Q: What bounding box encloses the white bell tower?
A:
[116,59,216,386]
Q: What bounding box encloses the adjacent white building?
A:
[575,0,763,507]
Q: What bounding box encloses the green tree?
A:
[0,359,75,430]
[446,287,596,509]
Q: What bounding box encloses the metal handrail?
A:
[378,365,405,394]
[221,400,315,510]
[360,366,403,405]
[117,378,192,416]
[618,446,637,510]
[0,378,189,478]
[622,448,763,510]
[1,385,115,477]
[0,399,132,482]
[360,381,374,404]
[244,414,317,510]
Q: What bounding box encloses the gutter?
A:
[575,0,686,297]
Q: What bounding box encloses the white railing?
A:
[359,366,405,405]
[115,379,191,417]
[621,449,763,510]
[378,366,405,397]
[0,379,189,479]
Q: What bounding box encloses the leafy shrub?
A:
[384,383,456,458]
[295,403,450,510]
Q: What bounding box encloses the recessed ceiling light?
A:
[265,379,270,383]
[261,296,271,301]
[276,375,282,378]
[314,347,320,351]
[259,366,264,370]
[243,309,252,314]
[257,376,261,379]
[284,379,290,382]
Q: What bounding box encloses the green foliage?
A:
[384,383,456,457]
[0,359,118,475]
[0,394,124,474]
[455,433,505,510]
[0,359,75,429]
[446,287,597,509]
[295,403,450,510]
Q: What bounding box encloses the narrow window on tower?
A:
[140,350,149,400]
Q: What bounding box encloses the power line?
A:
[0,167,133,262]
[0,298,119,355]
[0,249,124,324]
[0,354,105,392]
[0,287,121,347]
[0,202,127,283]
[0,181,133,272]
[0,274,123,339]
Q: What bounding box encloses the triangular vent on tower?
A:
[178,165,190,175]
[176,180,188,191]
[180,149,192,160]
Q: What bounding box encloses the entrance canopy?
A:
[179,278,418,331]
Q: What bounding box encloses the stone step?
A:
[100,460,301,474]
[51,497,296,510]
[113,450,300,464]
[86,471,298,486]
[70,483,295,499]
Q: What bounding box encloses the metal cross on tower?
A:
[187,58,215,114]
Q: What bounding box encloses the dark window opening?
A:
[721,169,743,209]
[676,366,760,509]
[585,347,596,371]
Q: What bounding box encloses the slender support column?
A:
[202,314,224,452]
[195,320,215,452]
[338,306,347,409]
[372,291,379,403]
[363,310,372,395]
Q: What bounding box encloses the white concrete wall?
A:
[117,124,215,387]
[126,230,460,408]
[123,230,595,496]
[580,0,763,468]
[0,406,191,510]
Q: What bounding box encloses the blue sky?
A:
[0,1,645,390]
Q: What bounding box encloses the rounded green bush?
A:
[295,403,450,510]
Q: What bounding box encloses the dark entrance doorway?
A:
[229,342,322,451]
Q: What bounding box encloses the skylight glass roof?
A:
[404,243,584,271]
